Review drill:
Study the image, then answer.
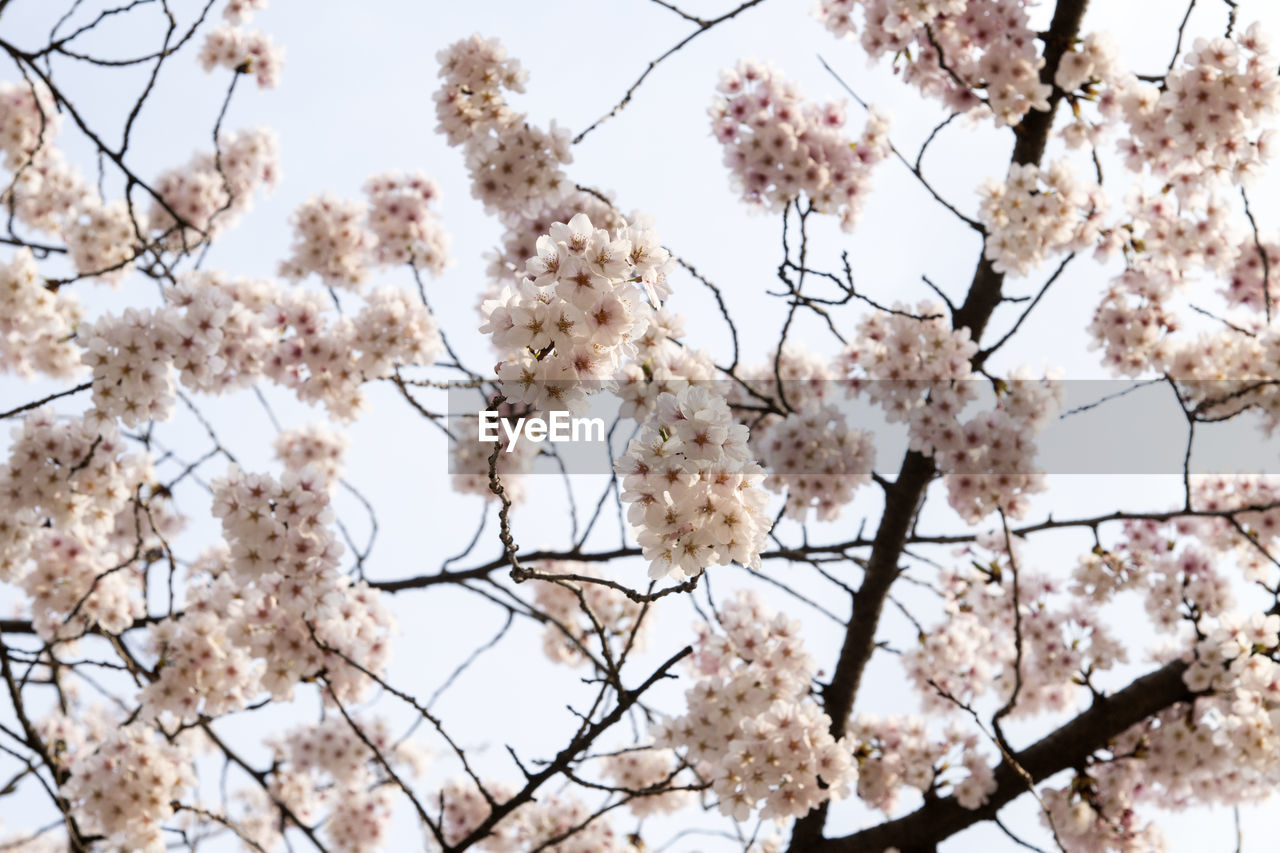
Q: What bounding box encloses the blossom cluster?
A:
[1083,28,1280,405]
[978,161,1106,276]
[1054,32,1125,150]
[62,724,195,853]
[435,35,571,215]
[3,141,94,238]
[1039,610,1280,851]
[840,301,977,413]
[1223,237,1280,311]
[279,193,374,287]
[433,36,694,442]
[80,307,181,428]
[812,0,1051,126]
[733,321,1056,528]
[842,308,1059,521]
[758,403,875,522]
[1070,477,1280,632]
[1020,478,1280,847]
[849,715,996,812]
[0,248,82,378]
[38,709,115,773]
[0,79,59,165]
[727,345,881,526]
[616,306,716,422]
[615,386,771,580]
[22,523,149,643]
[653,591,857,821]
[150,127,279,249]
[710,59,890,231]
[164,270,275,392]
[905,533,1128,716]
[274,422,348,485]
[0,410,169,638]
[0,81,144,284]
[1054,32,1122,95]
[731,344,843,427]
[79,270,442,423]
[223,0,267,24]
[1185,476,1280,582]
[64,199,141,284]
[1088,191,1239,376]
[484,192,624,289]
[842,308,972,442]
[141,465,393,721]
[210,466,393,703]
[199,22,284,88]
[936,371,1063,523]
[365,171,451,270]
[0,68,278,283]
[262,716,426,853]
[1113,25,1279,192]
[1086,202,1280,443]
[438,777,517,849]
[599,747,694,817]
[280,171,450,288]
[481,212,670,413]
[140,573,260,721]
[1039,773,1165,853]
[433,35,527,144]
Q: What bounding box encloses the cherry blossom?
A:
[199,23,284,89]
[150,127,279,249]
[61,725,194,853]
[711,59,890,230]
[480,212,667,414]
[653,591,858,821]
[812,0,1051,126]
[758,403,875,522]
[615,386,772,580]
[0,248,82,379]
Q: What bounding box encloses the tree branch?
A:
[788,2,1092,848]
[815,659,1192,852]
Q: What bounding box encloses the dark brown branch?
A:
[789,3,1092,849]
[0,614,159,637]
[974,253,1075,369]
[0,38,205,241]
[1241,187,1271,323]
[1165,0,1199,83]
[814,659,1192,852]
[0,634,91,849]
[368,497,1280,595]
[0,382,91,420]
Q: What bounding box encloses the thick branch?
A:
[788,2,1091,848]
[815,659,1192,853]
[951,0,1090,340]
